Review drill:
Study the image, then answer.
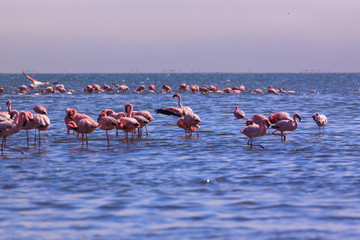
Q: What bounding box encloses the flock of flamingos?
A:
[0,73,327,155]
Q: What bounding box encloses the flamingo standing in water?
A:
[271,113,301,141]
[234,106,245,120]
[240,118,271,149]
[252,114,269,125]
[312,113,327,133]
[23,72,50,87]
[33,105,50,147]
[98,112,118,147]
[119,103,140,141]
[0,109,29,155]
[268,112,292,124]
[173,93,194,115]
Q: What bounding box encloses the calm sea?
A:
[0,73,359,239]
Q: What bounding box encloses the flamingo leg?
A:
[81,133,84,146]
[86,134,88,148]
[26,130,29,147]
[106,131,110,148]
[145,126,148,137]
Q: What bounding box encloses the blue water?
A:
[0,73,359,239]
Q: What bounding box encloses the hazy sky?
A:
[1,0,359,73]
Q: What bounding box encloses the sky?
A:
[1,0,360,73]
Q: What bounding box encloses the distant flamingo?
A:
[312,113,327,133]
[98,112,118,147]
[234,106,245,120]
[268,86,278,94]
[240,118,270,149]
[33,106,50,147]
[162,84,172,93]
[0,109,29,155]
[148,85,156,93]
[23,72,50,87]
[173,93,194,115]
[268,112,292,124]
[271,113,301,141]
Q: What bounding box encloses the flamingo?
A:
[162,84,172,93]
[33,106,50,147]
[268,112,292,124]
[268,86,278,94]
[271,113,301,141]
[177,116,195,136]
[183,113,201,136]
[148,85,156,93]
[130,110,154,137]
[119,103,140,140]
[173,93,194,115]
[252,114,269,125]
[240,118,271,149]
[0,99,14,120]
[234,106,245,120]
[76,117,100,147]
[0,88,4,94]
[98,112,118,147]
[23,72,50,87]
[312,113,327,133]
[156,107,182,117]
[21,111,36,147]
[0,110,29,155]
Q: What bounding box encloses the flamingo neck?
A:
[126,105,133,117]
[177,95,182,108]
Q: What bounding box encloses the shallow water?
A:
[0,73,359,239]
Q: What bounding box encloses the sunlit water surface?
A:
[0,73,359,239]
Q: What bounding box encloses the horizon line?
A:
[1,71,359,74]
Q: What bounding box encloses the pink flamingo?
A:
[75,117,100,147]
[23,72,50,87]
[183,113,201,136]
[268,112,292,124]
[234,106,245,120]
[119,103,140,140]
[268,86,278,94]
[312,113,327,133]
[0,107,29,155]
[177,117,195,136]
[98,112,118,147]
[271,113,301,141]
[252,114,269,125]
[173,93,194,115]
[178,83,189,92]
[148,85,156,93]
[33,106,50,147]
[156,107,182,117]
[0,99,13,120]
[240,118,271,149]
[224,88,232,93]
[162,84,172,93]
[117,84,129,92]
[130,110,154,137]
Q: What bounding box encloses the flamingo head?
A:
[312,113,319,121]
[173,93,180,99]
[6,99,11,107]
[294,113,301,122]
